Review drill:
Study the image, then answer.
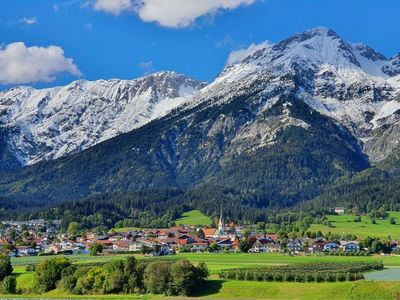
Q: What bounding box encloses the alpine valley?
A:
[1,27,400,226]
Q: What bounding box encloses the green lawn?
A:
[11,252,400,272]
[175,210,213,226]
[11,253,134,266]
[309,211,400,239]
[193,279,400,300]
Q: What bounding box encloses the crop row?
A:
[219,261,383,283]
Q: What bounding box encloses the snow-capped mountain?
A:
[3,27,400,209]
[187,27,400,161]
[0,71,206,166]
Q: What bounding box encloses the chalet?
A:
[203,228,217,238]
[16,246,36,256]
[93,240,114,251]
[312,239,327,252]
[129,241,144,252]
[113,240,130,251]
[192,241,209,252]
[287,240,303,252]
[45,243,62,254]
[340,241,360,252]
[323,242,339,252]
[250,240,267,253]
[217,238,233,249]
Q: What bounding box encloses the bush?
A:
[59,275,77,293]
[306,273,315,282]
[26,265,36,272]
[0,254,13,281]
[2,276,16,294]
[315,273,325,282]
[89,243,103,256]
[34,257,71,292]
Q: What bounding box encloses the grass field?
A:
[8,253,400,299]
[309,211,400,239]
[11,252,400,274]
[175,210,213,226]
[11,253,134,266]
[192,279,400,300]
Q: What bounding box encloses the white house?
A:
[340,241,360,252]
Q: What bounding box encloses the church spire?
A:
[217,204,224,233]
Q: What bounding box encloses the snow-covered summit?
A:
[0,71,206,165]
[189,27,400,161]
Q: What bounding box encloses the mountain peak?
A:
[303,26,338,37]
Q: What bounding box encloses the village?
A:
[1,208,387,259]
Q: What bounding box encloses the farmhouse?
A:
[323,242,339,252]
[340,241,360,252]
[287,239,303,252]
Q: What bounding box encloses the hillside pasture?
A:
[309,212,400,239]
[175,210,213,226]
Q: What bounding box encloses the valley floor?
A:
[8,253,400,299]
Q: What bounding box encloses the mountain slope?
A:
[1,27,400,217]
[0,71,205,167]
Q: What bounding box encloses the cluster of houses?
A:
[0,212,368,258]
[13,209,400,258]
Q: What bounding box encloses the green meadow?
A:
[175,210,213,226]
[309,211,400,239]
[8,252,400,299]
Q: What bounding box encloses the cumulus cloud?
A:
[0,42,81,85]
[93,0,133,15]
[92,0,256,28]
[226,41,271,66]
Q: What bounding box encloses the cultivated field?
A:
[309,212,400,239]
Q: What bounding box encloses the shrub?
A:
[26,265,36,272]
[294,274,304,282]
[315,273,325,282]
[306,273,315,282]
[273,273,284,282]
[34,257,71,292]
[59,275,77,293]
[2,276,16,294]
[0,254,13,281]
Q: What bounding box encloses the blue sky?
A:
[0,0,400,89]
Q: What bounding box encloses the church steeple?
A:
[218,206,223,228]
[216,205,224,236]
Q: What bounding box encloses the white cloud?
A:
[226,41,271,66]
[19,17,38,26]
[92,0,256,28]
[137,0,256,28]
[0,42,81,85]
[93,0,133,15]
[138,61,154,74]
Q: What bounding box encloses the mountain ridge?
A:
[1,27,400,221]
[0,71,206,167]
